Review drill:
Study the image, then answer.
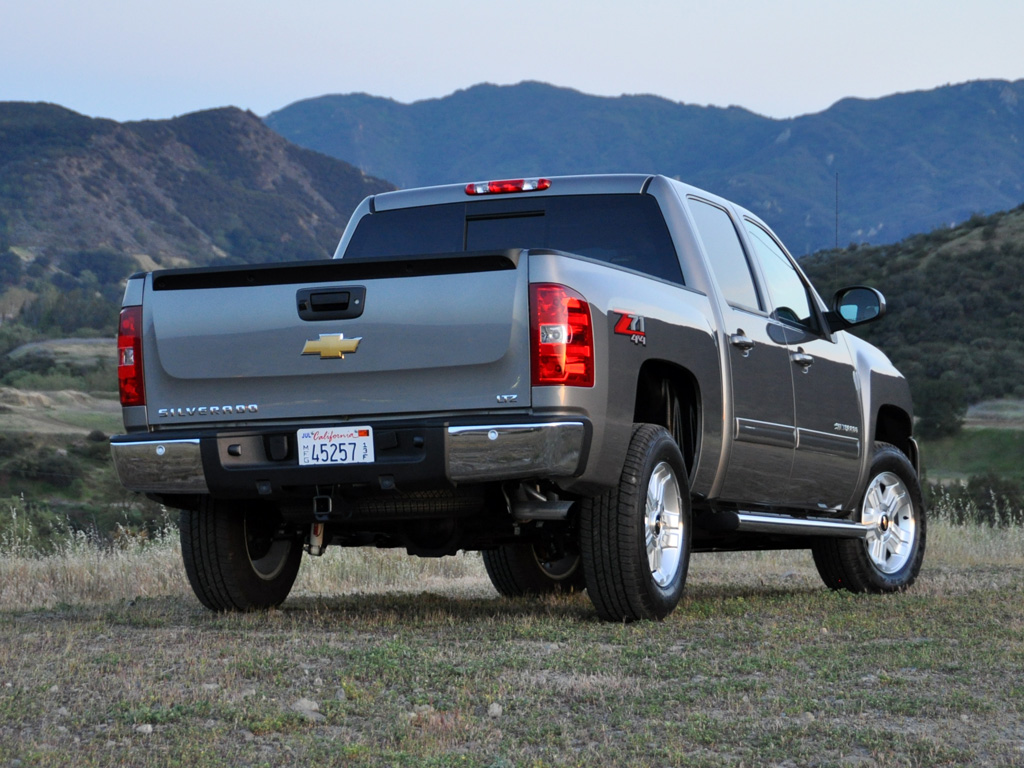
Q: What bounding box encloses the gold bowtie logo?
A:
[302,333,362,359]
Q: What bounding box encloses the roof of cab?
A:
[370,174,657,211]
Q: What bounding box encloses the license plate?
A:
[297,426,375,466]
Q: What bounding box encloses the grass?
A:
[1,514,1023,767]
[0,387,1020,764]
[921,427,1024,483]
[919,398,1024,483]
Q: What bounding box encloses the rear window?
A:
[344,194,684,285]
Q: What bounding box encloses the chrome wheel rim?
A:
[862,471,916,574]
[644,461,685,587]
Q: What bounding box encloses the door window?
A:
[743,220,819,333]
[688,199,761,311]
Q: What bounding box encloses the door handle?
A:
[730,332,755,357]
[790,349,814,371]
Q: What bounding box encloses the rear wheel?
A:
[580,424,691,621]
[812,443,926,593]
[483,535,585,596]
[180,497,303,611]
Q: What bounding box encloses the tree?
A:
[914,378,967,439]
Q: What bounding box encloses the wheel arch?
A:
[874,404,918,473]
[632,361,702,478]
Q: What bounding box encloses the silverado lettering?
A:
[158,404,259,417]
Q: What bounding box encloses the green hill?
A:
[800,204,1024,431]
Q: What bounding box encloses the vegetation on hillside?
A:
[801,204,1024,437]
[0,102,393,268]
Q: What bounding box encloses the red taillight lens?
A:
[117,306,145,407]
[465,178,551,195]
[530,284,594,387]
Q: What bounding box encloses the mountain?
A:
[265,79,1024,255]
[0,102,393,268]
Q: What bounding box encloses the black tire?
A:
[180,497,303,611]
[580,424,692,621]
[483,536,585,597]
[812,442,926,593]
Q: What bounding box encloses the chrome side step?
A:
[734,511,869,539]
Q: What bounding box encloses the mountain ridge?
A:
[266,78,1024,254]
[0,102,393,267]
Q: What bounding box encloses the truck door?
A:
[688,199,796,505]
[741,220,863,510]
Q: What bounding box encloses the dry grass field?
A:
[1,517,1022,767]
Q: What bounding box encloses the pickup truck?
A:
[111,174,925,621]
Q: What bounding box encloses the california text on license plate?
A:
[297,426,375,466]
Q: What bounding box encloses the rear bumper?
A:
[110,438,208,493]
[110,420,587,497]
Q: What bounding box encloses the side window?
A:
[688,198,761,311]
[742,220,819,333]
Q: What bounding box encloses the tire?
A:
[180,497,303,611]
[580,424,692,621]
[812,443,926,593]
[483,536,586,596]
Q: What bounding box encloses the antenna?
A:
[835,171,839,251]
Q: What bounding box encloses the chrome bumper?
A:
[110,438,209,494]
[111,421,586,494]
[446,422,585,482]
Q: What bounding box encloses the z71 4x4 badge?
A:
[614,311,647,346]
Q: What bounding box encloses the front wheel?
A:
[180,497,303,611]
[812,443,926,593]
[580,424,692,621]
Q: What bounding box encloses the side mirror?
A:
[827,286,886,332]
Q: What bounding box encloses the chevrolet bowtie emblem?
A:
[302,333,362,359]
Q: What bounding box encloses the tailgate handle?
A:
[311,291,350,311]
[297,286,366,321]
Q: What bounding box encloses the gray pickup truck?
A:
[111,174,924,621]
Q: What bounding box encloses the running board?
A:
[734,511,869,539]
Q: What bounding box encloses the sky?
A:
[2,0,1023,123]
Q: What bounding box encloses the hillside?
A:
[800,203,1024,432]
[0,102,393,267]
[265,79,1024,255]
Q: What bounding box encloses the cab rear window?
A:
[345,194,684,285]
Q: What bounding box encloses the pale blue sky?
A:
[2,0,1022,122]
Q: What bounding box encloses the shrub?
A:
[927,474,1024,527]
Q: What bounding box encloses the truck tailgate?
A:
[141,252,530,425]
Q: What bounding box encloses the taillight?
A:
[117,306,145,407]
[530,284,594,387]
[465,178,551,195]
